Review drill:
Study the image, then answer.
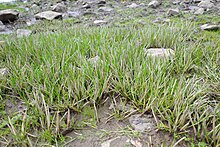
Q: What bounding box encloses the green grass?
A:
[0,3,17,10]
[0,20,219,146]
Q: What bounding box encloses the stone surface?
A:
[127,3,139,8]
[0,68,8,76]
[52,3,67,13]
[129,114,156,132]
[145,48,175,58]
[198,0,214,9]
[88,55,102,65]
[148,0,160,8]
[0,21,6,32]
[167,8,180,16]
[0,9,19,23]
[98,7,113,12]
[35,11,62,20]
[194,7,204,14]
[93,20,107,25]
[67,11,81,17]
[200,24,220,30]
[16,29,32,37]
[101,136,130,147]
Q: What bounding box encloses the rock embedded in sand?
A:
[129,114,156,132]
[35,11,62,20]
[0,9,19,23]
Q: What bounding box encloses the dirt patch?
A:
[64,98,188,147]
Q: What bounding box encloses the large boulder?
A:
[0,9,19,23]
[35,11,62,20]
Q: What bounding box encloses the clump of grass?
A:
[0,20,219,146]
[0,3,17,10]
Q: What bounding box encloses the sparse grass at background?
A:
[0,19,219,146]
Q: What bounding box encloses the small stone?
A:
[148,0,160,8]
[67,11,81,17]
[198,0,214,9]
[0,9,19,23]
[194,8,204,14]
[126,3,139,8]
[93,20,107,25]
[17,29,32,37]
[129,114,155,132]
[98,7,113,12]
[167,8,180,16]
[52,3,67,13]
[172,0,181,5]
[145,48,175,58]
[35,11,62,20]
[0,68,8,76]
[200,24,220,31]
[88,56,102,65]
[82,3,91,9]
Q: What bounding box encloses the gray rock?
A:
[194,7,205,14]
[52,3,67,13]
[126,3,139,8]
[145,48,175,58]
[188,6,201,11]
[0,68,8,76]
[67,11,81,17]
[82,3,91,9]
[129,114,155,132]
[198,0,214,9]
[0,21,6,32]
[93,20,107,25]
[200,24,220,30]
[88,55,102,65]
[148,0,160,8]
[0,9,19,23]
[167,8,180,16]
[98,7,113,12]
[16,29,32,37]
[35,11,62,20]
